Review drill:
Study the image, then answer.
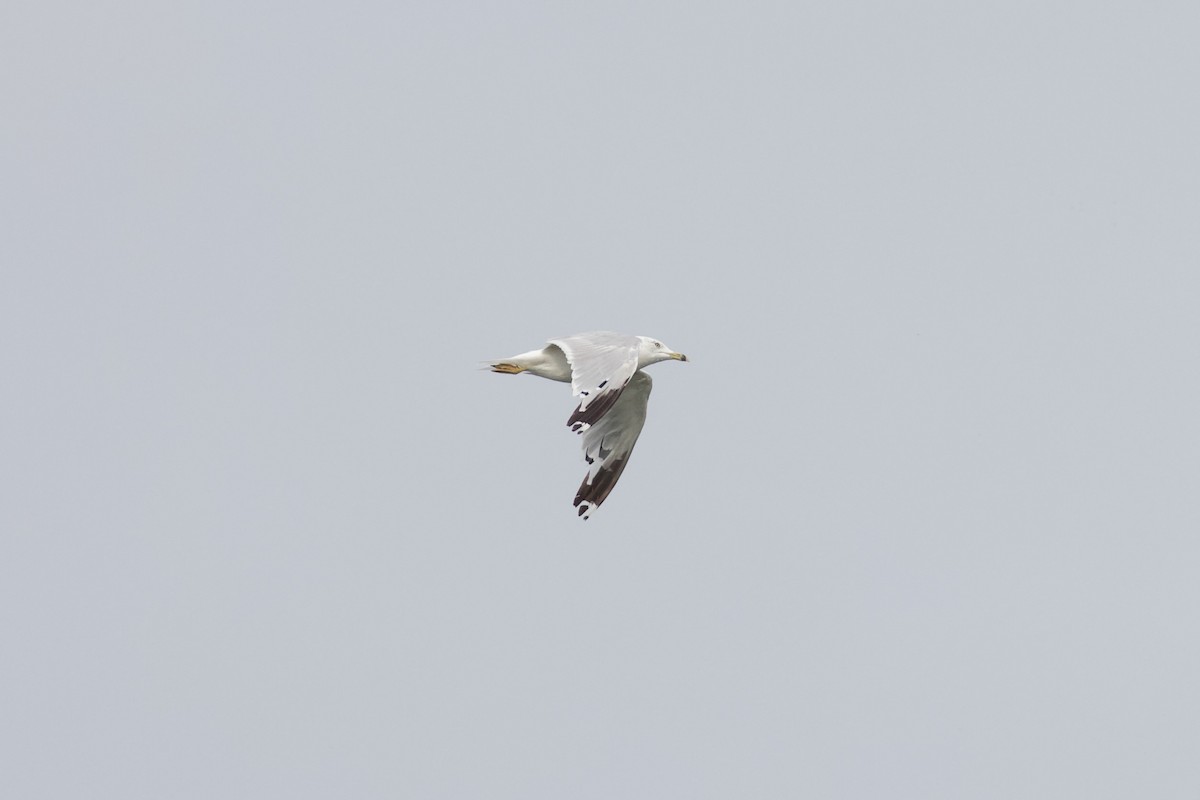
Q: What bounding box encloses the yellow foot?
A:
[491,362,526,374]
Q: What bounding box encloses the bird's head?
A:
[636,336,688,367]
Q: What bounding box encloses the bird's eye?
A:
[653,341,662,348]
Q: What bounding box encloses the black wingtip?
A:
[566,385,624,429]
[572,456,629,517]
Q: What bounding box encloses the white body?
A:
[502,345,574,382]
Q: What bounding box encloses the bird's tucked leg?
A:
[490,362,527,374]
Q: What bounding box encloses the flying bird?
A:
[489,331,689,519]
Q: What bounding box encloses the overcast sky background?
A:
[3,1,1199,797]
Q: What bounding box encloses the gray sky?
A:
[3,1,1199,797]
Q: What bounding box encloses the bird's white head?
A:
[636,336,689,368]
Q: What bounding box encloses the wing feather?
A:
[573,371,653,519]
[549,332,640,427]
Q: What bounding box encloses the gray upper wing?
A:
[547,332,640,430]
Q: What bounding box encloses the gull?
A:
[489,331,689,519]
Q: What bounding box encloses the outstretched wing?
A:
[548,332,640,431]
[573,371,653,520]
